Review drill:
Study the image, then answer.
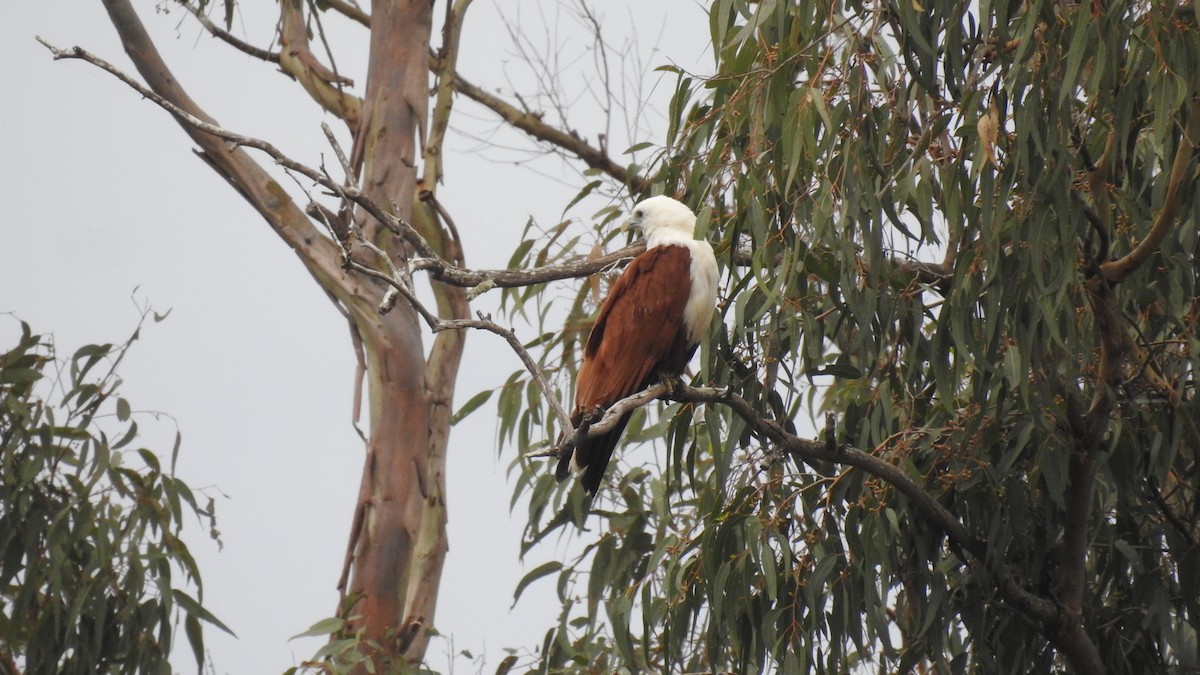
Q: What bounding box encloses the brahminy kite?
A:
[556,196,719,494]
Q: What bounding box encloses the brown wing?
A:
[577,245,694,411]
[556,245,695,493]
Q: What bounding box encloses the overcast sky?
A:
[3,1,711,672]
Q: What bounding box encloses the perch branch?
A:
[519,377,1096,670]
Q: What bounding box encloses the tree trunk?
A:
[100,0,464,666]
[341,0,463,665]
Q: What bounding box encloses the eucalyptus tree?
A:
[505,2,1200,673]
[46,0,1200,673]
[0,317,227,673]
[44,0,658,670]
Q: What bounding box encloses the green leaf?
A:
[450,389,493,426]
[513,560,562,607]
[290,616,344,640]
[173,589,236,637]
[0,367,41,384]
[116,397,131,422]
[184,613,204,667]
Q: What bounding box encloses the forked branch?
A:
[39,37,644,297]
[180,3,644,191]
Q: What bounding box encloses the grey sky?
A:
[4,1,712,672]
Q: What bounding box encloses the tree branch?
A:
[451,73,649,194]
[279,0,362,126]
[65,0,359,325]
[1100,106,1200,283]
[417,242,644,290]
[180,2,641,192]
[323,0,370,27]
[185,4,280,64]
[44,36,648,303]
[423,0,472,188]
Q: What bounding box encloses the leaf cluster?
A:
[498,0,1200,673]
[0,318,229,673]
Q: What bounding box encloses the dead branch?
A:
[416,242,644,289]
[362,247,575,433]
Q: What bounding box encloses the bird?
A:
[556,195,719,495]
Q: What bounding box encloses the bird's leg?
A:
[576,405,604,436]
[656,373,682,399]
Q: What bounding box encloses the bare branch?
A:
[185,4,280,64]
[37,38,443,261]
[324,0,370,27]
[423,0,473,188]
[437,314,574,433]
[417,242,644,289]
[451,73,649,193]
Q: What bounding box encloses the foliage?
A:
[504,1,1200,673]
[0,317,229,674]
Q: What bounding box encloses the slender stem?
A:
[1100,108,1200,283]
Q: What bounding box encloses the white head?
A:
[625,196,697,246]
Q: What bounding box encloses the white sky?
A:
[3,1,712,672]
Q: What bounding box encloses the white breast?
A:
[647,229,719,344]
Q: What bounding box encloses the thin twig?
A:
[322,121,356,187]
[36,37,436,259]
[435,314,574,432]
[184,4,281,64]
[324,0,370,27]
[40,37,650,299]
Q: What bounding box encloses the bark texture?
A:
[99,0,464,666]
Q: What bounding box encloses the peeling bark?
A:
[96,0,459,667]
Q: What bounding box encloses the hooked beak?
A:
[620,213,638,234]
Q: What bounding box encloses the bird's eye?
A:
[634,210,643,218]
